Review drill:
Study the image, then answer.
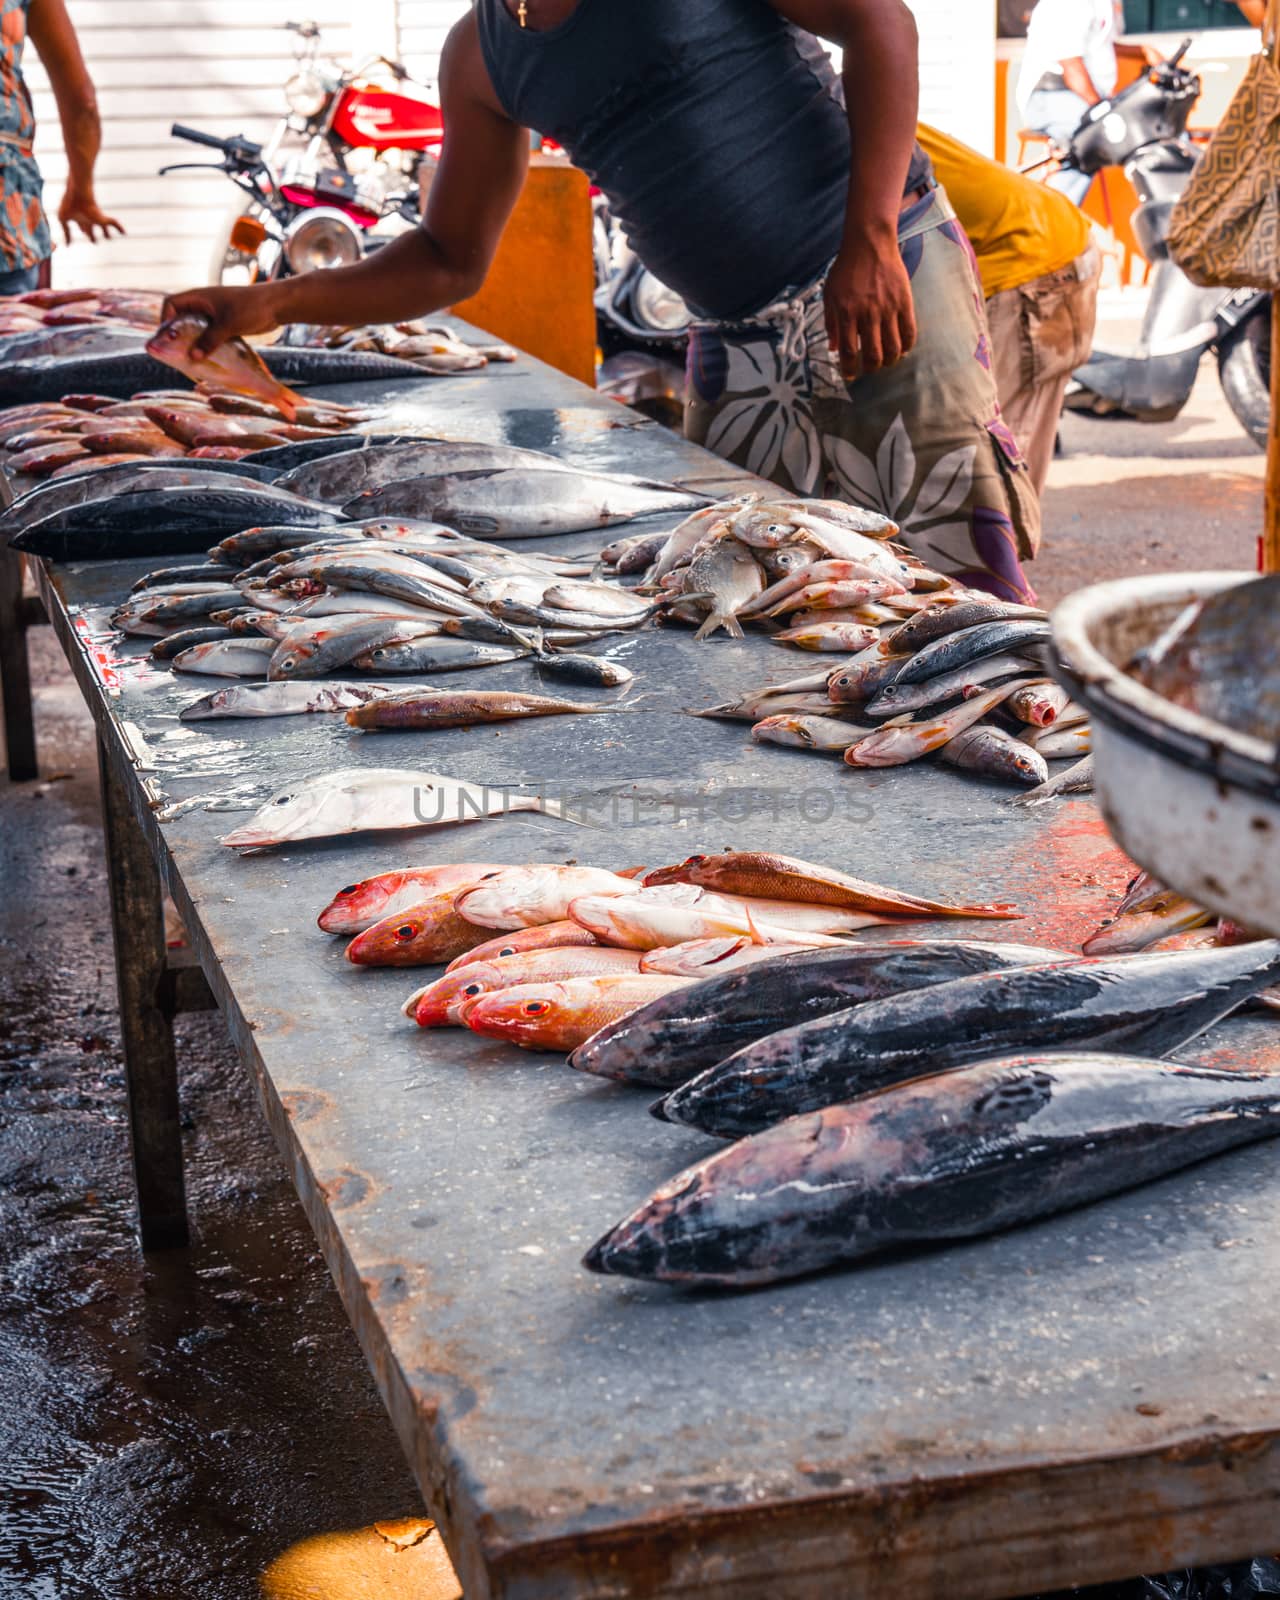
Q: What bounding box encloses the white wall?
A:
[24,0,992,292]
[909,0,997,154]
[24,0,357,290]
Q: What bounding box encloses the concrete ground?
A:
[0,325,1265,1599]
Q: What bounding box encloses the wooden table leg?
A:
[0,547,38,781]
[97,737,190,1250]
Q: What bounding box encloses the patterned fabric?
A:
[685,188,1042,604]
[0,0,51,273]
[1167,51,1280,292]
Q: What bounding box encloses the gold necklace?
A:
[517,0,528,24]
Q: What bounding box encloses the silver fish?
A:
[751,713,870,751]
[940,723,1049,787]
[220,765,574,850]
[351,637,530,674]
[685,536,765,640]
[343,467,709,537]
[1013,753,1096,805]
[865,652,1040,716]
[268,617,439,679]
[171,637,277,676]
[1022,723,1092,758]
[179,680,400,719]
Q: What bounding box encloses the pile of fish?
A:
[600,495,1093,793]
[318,852,1027,1046]
[0,303,477,406]
[698,606,1091,792]
[1083,866,1267,959]
[106,520,653,697]
[315,846,1280,1289]
[285,318,518,376]
[0,285,163,353]
[0,387,365,480]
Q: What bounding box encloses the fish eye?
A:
[339,885,359,896]
[462,982,483,997]
[498,946,516,957]
[394,923,418,941]
[274,795,292,806]
[522,1000,550,1015]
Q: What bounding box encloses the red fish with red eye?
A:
[317,863,505,934]
[344,892,495,967]
[406,946,645,1027]
[460,975,691,1053]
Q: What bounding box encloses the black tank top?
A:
[475,0,932,320]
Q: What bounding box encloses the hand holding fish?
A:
[160,284,286,358]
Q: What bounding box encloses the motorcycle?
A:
[1054,39,1271,448]
[593,198,693,423]
[167,19,442,287]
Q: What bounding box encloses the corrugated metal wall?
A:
[22,0,990,292]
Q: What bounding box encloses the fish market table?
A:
[25,337,1280,1600]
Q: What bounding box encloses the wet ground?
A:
[0,340,1265,1600]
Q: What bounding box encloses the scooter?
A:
[177,19,440,287]
[1056,39,1271,447]
[594,199,693,423]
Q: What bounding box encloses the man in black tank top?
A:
[167,0,1040,599]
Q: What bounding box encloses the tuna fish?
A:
[569,939,1073,1088]
[658,941,1280,1138]
[586,1055,1280,1286]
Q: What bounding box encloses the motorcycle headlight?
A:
[632,270,691,332]
[283,208,362,273]
[284,72,329,118]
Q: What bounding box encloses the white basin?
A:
[1050,571,1280,936]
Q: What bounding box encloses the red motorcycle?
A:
[164,19,443,286]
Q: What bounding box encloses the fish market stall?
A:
[15,326,1280,1599]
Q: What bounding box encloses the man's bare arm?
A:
[27,0,123,243]
[164,15,528,354]
[1060,55,1103,105]
[764,0,920,374]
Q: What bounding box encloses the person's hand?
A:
[823,231,917,381]
[57,188,124,245]
[159,284,286,356]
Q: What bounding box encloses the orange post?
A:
[451,152,597,387]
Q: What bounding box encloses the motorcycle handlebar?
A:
[170,123,264,162]
[171,123,227,151]
[1167,36,1193,69]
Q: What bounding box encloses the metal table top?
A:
[30,330,1280,1600]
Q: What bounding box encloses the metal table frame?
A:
[15,344,1280,1599]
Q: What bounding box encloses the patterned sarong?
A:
[685,188,1042,603]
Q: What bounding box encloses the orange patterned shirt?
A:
[1,0,51,271]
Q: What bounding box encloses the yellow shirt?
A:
[917,123,1091,298]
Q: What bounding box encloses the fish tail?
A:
[694,610,744,642]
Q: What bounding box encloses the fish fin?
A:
[742,904,767,946]
[617,866,647,879]
[694,610,745,642]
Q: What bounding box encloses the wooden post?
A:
[1265,0,1280,571]
[0,548,38,781]
[97,737,189,1250]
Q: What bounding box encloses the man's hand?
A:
[57,187,123,245]
[159,284,286,356]
[823,234,916,380]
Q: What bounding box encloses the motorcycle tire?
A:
[1217,302,1270,452]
